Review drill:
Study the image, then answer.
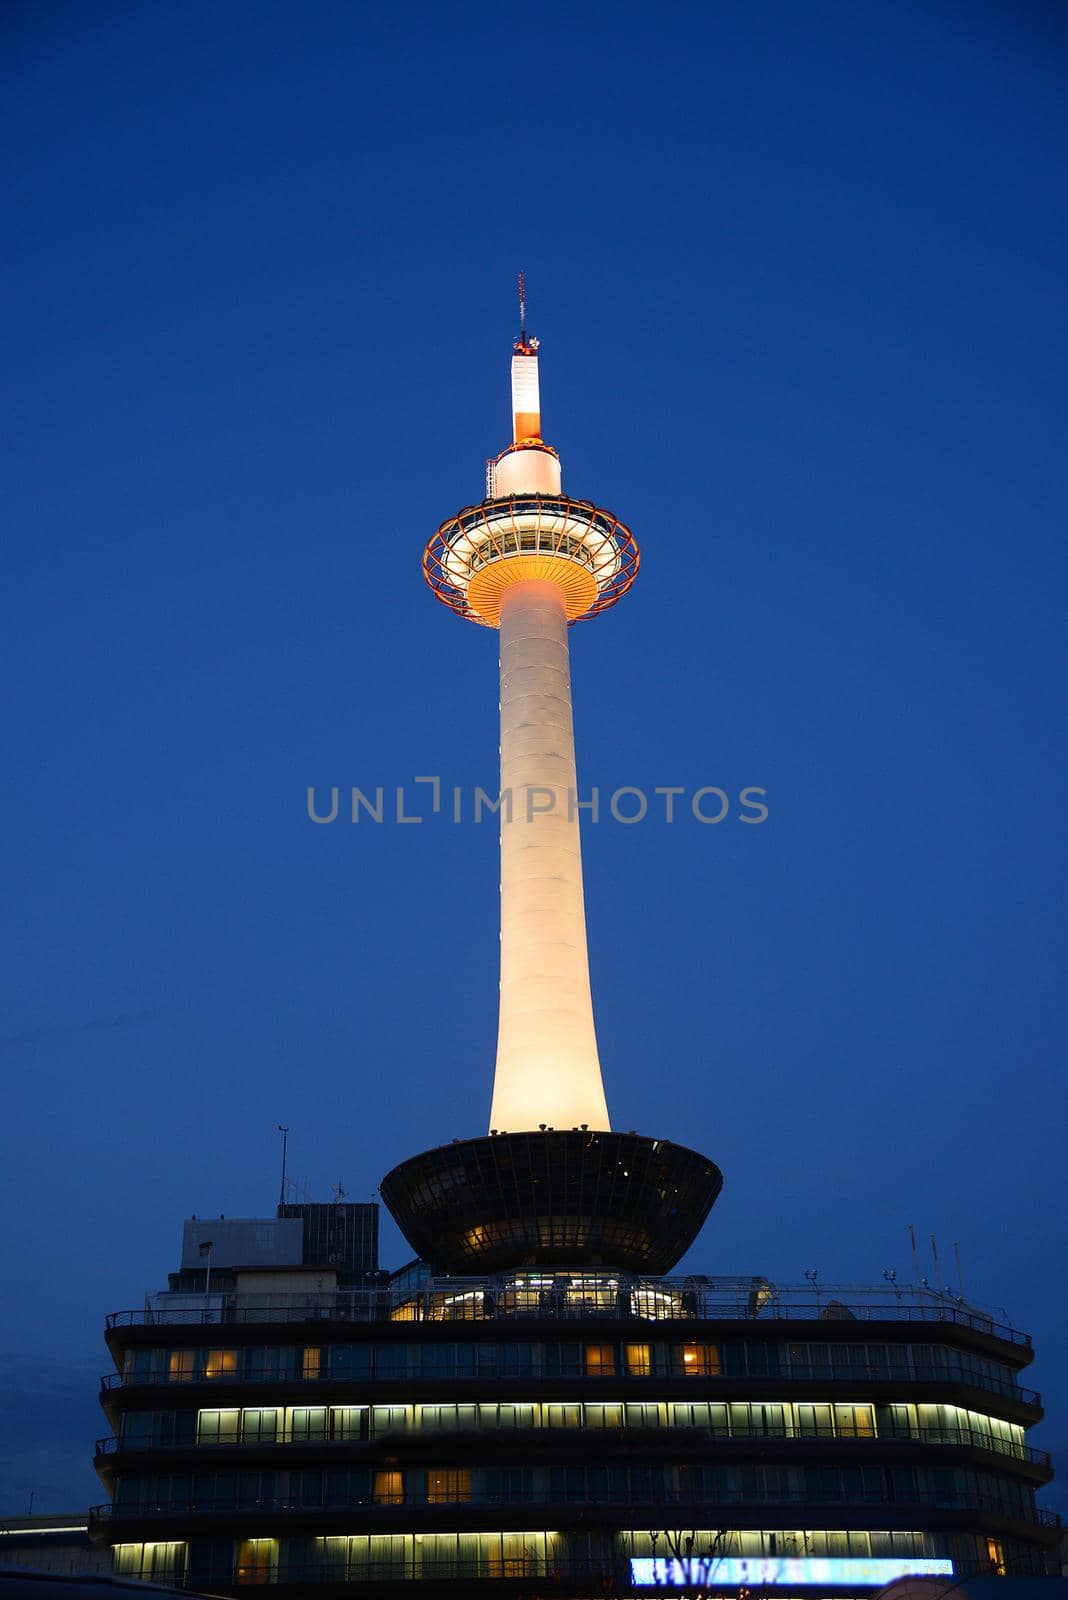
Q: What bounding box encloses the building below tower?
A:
[91,1246,1060,1593]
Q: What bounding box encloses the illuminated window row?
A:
[124,1397,1025,1457]
[112,1527,1040,1586]
[110,1460,1040,1519]
[122,1337,1023,1393]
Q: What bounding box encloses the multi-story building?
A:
[91,297,1060,1591]
[93,1264,1058,1591]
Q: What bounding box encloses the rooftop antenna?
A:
[930,1232,944,1294]
[518,271,526,344]
[277,1124,289,1211]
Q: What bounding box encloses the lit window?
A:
[203,1350,238,1380]
[288,1407,327,1442]
[426,1468,471,1503]
[167,1351,194,1383]
[302,1347,321,1380]
[240,1409,278,1444]
[373,1470,403,1505]
[330,1406,367,1442]
[235,1539,277,1584]
[197,1409,239,1445]
[585,1344,616,1376]
[835,1404,874,1437]
[987,1538,1006,1576]
[680,1343,720,1375]
[114,1543,186,1580]
[586,1403,624,1429]
[625,1342,651,1375]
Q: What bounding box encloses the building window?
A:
[167,1351,194,1383]
[585,1343,616,1375]
[234,1539,276,1585]
[427,1469,471,1503]
[625,1342,651,1375]
[240,1409,278,1444]
[679,1342,720,1375]
[330,1406,368,1442]
[796,1403,833,1437]
[373,1470,404,1505]
[288,1407,327,1442]
[834,1404,875,1437]
[113,1542,186,1581]
[203,1350,238,1380]
[585,1403,624,1429]
[372,1405,409,1436]
[987,1538,1006,1576]
[302,1347,321,1379]
[495,1404,535,1429]
[197,1409,240,1445]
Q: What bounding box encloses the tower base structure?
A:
[380,1129,723,1276]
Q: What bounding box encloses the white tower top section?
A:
[511,344,541,444]
[496,335,561,497]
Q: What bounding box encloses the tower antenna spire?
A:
[518,271,526,343]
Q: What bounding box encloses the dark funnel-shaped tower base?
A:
[380,1130,722,1276]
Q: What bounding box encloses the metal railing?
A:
[99,1364,1042,1406]
[93,1427,1051,1468]
[105,1276,1032,1348]
[94,1554,1057,1589]
[89,1491,1062,1528]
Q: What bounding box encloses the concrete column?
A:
[489,579,611,1133]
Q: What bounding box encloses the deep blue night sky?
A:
[2,1,1065,1516]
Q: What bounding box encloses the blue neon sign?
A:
[630,1556,953,1586]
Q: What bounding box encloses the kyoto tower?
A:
[382,283,721,1275]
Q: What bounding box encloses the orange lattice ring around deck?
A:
[422,495,640,629]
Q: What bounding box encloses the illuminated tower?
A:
[383,284,721,1273]
[425,285,637,1136]
[93,289,1059,1596]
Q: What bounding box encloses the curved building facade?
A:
[94,1272,1058,1591]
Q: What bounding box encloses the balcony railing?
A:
[99,1364,1042,1407]
[93,1427,1052,1468]
[89,1491,1062,1528]
[93,1554,1058,1589]
[105,1275,1032,1348]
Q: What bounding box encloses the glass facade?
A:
[117,1336,1032,1395]
[98,1276,1058,1593]
[110,1526,1054,1587]
[110,1460,1046,1517]
[116,1396,1031,1462]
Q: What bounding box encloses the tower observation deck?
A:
[383,289,722,1274]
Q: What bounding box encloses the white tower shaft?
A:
[489,579,611,1133]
